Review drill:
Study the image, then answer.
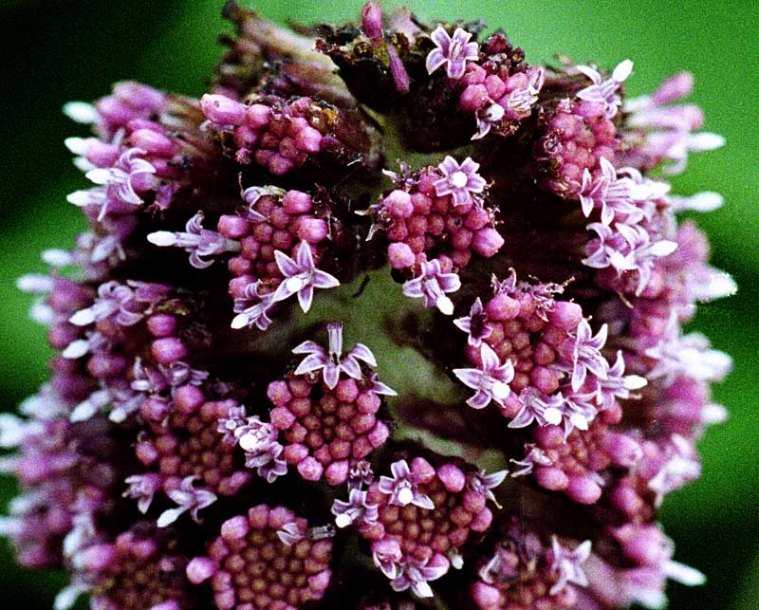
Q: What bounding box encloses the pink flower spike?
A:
[426,26,479,80]
[433,156,487,206]
[272,241,340,312]
[453,343,514,409]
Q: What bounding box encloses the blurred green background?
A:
[1,0,756,608]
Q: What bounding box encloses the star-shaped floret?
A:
[389,555,450,598]
[147,211,240,269]
[378,459,434,509]
[433,156,487,206]
[157,476,217,528]
[452,343,514,409]
[425,26,479,80]
[550,537,592,594]
[402,258,461,315]
[454,297,492,347]
[570,319,610,391]
[292,321,379,389]
[576,59,633,118]
[272,242,340,313]
[331,488,379,528]
[509,388,566,429]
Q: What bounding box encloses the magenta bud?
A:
[459,84,489,112]
[437,464,466,493]
[151,337,188,364]
[282,190,312,214]
[297,217,328,243]
[566,475,602,505]
[186,558,216,587]
[245,103,271,128]
[471,582,501,607]
[325,461,350,485]
[384,189,414,218]
[294,125,322,153]
[484,293,520,320]
[79,543,116,571]
[200,94,246,126]
[267,381,293,407]
[217,214,249,239]
[535,466,569,491]
[221,515,250,541]
[270,406,296,430]
[604,432,643,467]
[411,457,435,482]
[336,378,360,403]
[130,128,176,156]
[548,301,584,330]
[146,314,178,338]
[298,456,324,481]
[361,2,384,41]
[472,227,505,258]
[387,45,410,94]
[174,385,205,414]
[652,71,694,105]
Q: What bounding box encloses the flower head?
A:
[4,5,730,610]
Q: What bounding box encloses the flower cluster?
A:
[3,3,731,609]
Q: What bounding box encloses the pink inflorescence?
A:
[75,526,196,610]
[267,322,394,485]
[187,504,333,610]
[3,3,731,610]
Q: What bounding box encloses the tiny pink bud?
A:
[200,94,246,126]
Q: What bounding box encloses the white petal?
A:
[231,314,249,329]
[63,101,99,124]
[64,137,89,155]
[437,295,454,315]
[69,308,96,326]
[66,190,94,206]
[42,248,73,267]
[54,583,90,610]
[650,240,678,257]
[156,507,185,528]
[62,340,90,359]
[147,231,179,247]
[335,513,352,528]
[624,375,648,390]
[689,132,725,151]
[411,579,434,598]
[664,560,706,586]
[85,168,113,185]
[397,487,414,505]
[613,59,634,82]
